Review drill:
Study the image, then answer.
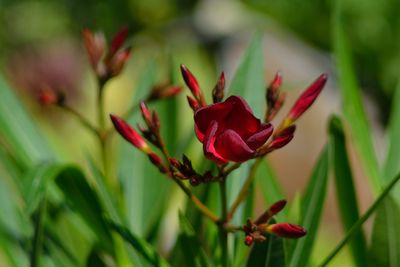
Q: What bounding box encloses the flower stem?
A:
[58,104,99,138]
[227,157,263,220]
[219,178,228,267]
[317,172,400,267]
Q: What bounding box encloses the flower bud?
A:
[187,96,200,111]
[110,114,150,152]
[140,101,152,124]
[147,85,182,101]
[108,48,131,77]
[244,235,254,246]
[287,73,327,123]
[82,29,106,69]
[255,199,287,224]
[267,223,306,239]
[212,72,225,103]
[180,64,201,100]
[269,125,296,150]
[109,26,129,57]
[148,152,168,173]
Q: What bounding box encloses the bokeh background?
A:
[1,0,399,266]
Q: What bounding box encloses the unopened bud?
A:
[147,85,182,101]
[212,72,225,103]
[109,26,129,57]
[187,96,200,111]
[255,199,287,224]
[110,114,150,152]
[244,235,254,246]
[267,223,306,239]
[180,64,201,99]
[169,158,181,169]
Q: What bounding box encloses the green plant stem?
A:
[219,178,228,267]
[318,172,400,267]
[58,104,99,138]
[30,197,46,267]
[227,157,263,220]
[158,135,219,223]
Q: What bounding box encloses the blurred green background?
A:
[1,0,398,266]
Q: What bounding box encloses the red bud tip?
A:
[110,114,149,152]
[287,73,327,122]
[38,90,58,105]
[109,26,129,56]
[169,158,181,168]
[269,200,287,215]
[108,48,131,76]
[244,235,254,246]
[180,64,201,99]
[139,101,151,122]
[269,125,296,150]
[270,71,282,91]
[268,223,306,239]
[163,85,182,98]
[148,152,162,165]
[187,96,200,111]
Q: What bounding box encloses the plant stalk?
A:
[219,178,228,267]
[318,172,400,267]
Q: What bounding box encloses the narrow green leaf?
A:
[0,75,54,167]
[383,76,400,200]
[256,159,287,222]
[109,222,171,267]
[23,162,61,214]
[328,115,367,267]
[332,1,381,193]
[54,166,112,251]
[246,231,285,267]
[368,197,400,267]
[288,147,329,267]
[228,33,265,118]
[30,198,47,267]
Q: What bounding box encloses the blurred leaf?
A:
[30,198,46,267]
[228,33,265,118]
[54,166,113,251]
[329,115,367,267]
[288,146,329,267]
[176,212,211,267]
[333,1,381,193]
[368,197,400,267]
[0,75,54,167]
[256,159,287,222]
[109,222,171,267]
[23,162,61,215]
[383,76,400,202]
[246,231,285,267]
[87,156,122,223]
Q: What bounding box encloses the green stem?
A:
[219,179,228,267]
[227,157,263,220]
[318,172,400,267]
[30,197,46,267]
[58,104,99,137]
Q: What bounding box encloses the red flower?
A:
[194,95,273,164]
[266,223,306,239]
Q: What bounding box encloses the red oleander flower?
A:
[194,95,273,164]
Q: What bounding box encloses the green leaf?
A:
[256,159,287,222]
[328,115,367,267]
[288,146,329,267]
[23,162,62,214]
[54,166,112,251]
[246,232,285,267]
[30,198,47,267]
[228,33,265,118]
[383,76,400,200]
[332,1,381,193]
[109,221,171,267]
[0,75,54,167]
[176,212,211,267]
[368,197,400,267]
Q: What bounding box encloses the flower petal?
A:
[203,121,227,164]
[246,123,273,150]
[214,129,255,162]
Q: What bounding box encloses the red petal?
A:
[246,123,273,150]
[110,26,129,56]
[214,129,255,162]
[203,121,228,164]
[288,74,327,121]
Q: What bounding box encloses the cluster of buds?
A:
[82,27,131,82]
[243,200,306,246]
[169,155,215,186]
[180,64,327,164]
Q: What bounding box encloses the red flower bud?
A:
[212,72,225,103]
[268,125,296,151]
[148,152,168,173]
[287,74,327,123]
[108,47,131,77]
[269,200,287,215]
[187,96,200,111]
[180,64,201,100]
[38,89,58,105]
[139,101,152,123]
[109,26,129,57]
[244,235,254,246]
[267,223,306,239]
[147,85,182,101]
[269,71,282,92]
[82,29,106,69]
[110,114,150,152]
[169,158,181,169]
